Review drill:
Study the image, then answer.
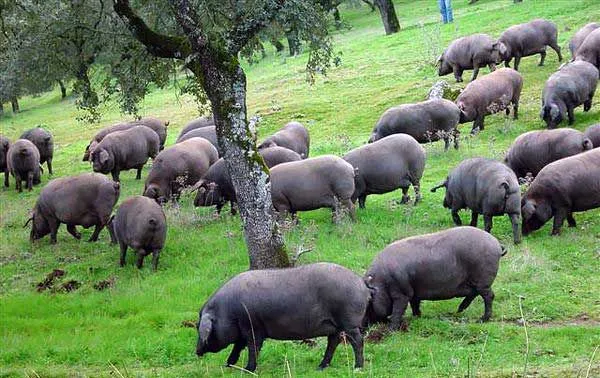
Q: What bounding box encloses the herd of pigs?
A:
[1,18,600,372]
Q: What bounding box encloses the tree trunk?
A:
[11,97,19,113]
[193,57,290,270]
[271,39,285,53]
[333,7,342,29]
[75,61,98,108]
[375,0,400,35]
[286,28,301,56]
[58,80,67,99]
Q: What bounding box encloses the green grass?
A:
[1,0,600,376]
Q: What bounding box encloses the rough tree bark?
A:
[286,28,301,56]
[11,97,19,113]
[58,80,67,99]
[375,0,400,35]
[113,0,289,269]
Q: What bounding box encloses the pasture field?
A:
[1,0,599,376]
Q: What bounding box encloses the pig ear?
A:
[99,150,109,164]
[521,200,536,219]
[550,105,561,121]
[199,313,212,343]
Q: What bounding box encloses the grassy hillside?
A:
[1,0,599,377]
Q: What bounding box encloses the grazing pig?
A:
[498,19,563,71]
[20,127,54,175]
[569,23,600,57]
[343,134,426,208]
[540,61,599,128]
[194,147,301,214]
[196,262,370,372]
[270,155,356,222]
[369,99,461,150]
[83,118,167,161]
[505,128,593,178]
[144,137,218,203]
[7,139,41,192]
[176,125,218,150]
[575,28,600,69]
[365,227,505,329]
[0,135,9,187]
[521,148,600,236]
[584,124,600,148]
[438,34,506,82]
[26,173,120,244]
[108,196,167,270]
[90,126,160,182]
[455,68,523,133]
[431,158,521,244]
[258,121,310,158]
[178,116,214,140]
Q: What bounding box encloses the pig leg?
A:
[111,170,120,182]
[452,65,463,82]
[549,42,562,61]
[389,293,410,330]
[451,209,462,226]
[551,208,566,235]
[66,225,81,240]
[512,98,519,120]
[567,106,575,125]
[483,214,494,233]
[488,63,497,72]
[48,219,60,244]
[107,218,117,244]
[47,158,53,175]
[471,115,485,134]
[345,328,364,368]
[358,194,367,209]
[513,56,521,71]
[478,288,494,322]
[318,333,341,369]
[457,291,477,313]
[470,211,479,227]
[584,99,592,112]
[538,49,546,66]
[510,213,521,244]
[444,136,450,151]
[504,58,512,68]
[453,128,460,149]
[136,249,146,269]
[400,187,410,204]
[471,65,480,82]
[88,223,105,242]
[226,340,246,367]
[119,242,128,267]
[245,332,264,372]
[215,203,223,215]
[15,173,22,193]
[27,171,34,191]
[151,250,160,271]
[567,213,576,227]
[4,170,8,187]
[412,182,421,205]
[136,166,143,180]
[410,298,421,316]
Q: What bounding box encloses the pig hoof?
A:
[317,364,329,370]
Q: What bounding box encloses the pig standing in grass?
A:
[365,227,506,329]
[7,139,41,192]
[505,128,593,178]
[90,126,160,182]
[575,28,600,69]
[178,116,214,140]
[270,155,356,223]
[369,99,461,150]
[26,173,120,244]
[498,19,563,71]
[438,34,506,82]
[258,121,310,158]
[144,137,218,204]
[584,124,600,148]
[431,158,521,244]
[20,127,54,175]
[569,23,600,57]
[521,148,600,236]
[176,125,218,150]
[343,134,426,208]
[108,196,167,270]
[194,146,301,214]
[455,68,523,133]
[540,61,599,128]
[196,262,370,372]
[0,135,10,187]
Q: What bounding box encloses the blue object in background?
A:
[438,0,454,23]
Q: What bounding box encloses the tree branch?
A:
[167,0,208,50]
[112,0,191,59]
[226,0,285,54]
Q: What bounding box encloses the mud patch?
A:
[93,277,115,291]
[513,313,600,328]
[36,269,65,292]
[365,325,394,343]
[181,320,197,328]
[57,280,81,293]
